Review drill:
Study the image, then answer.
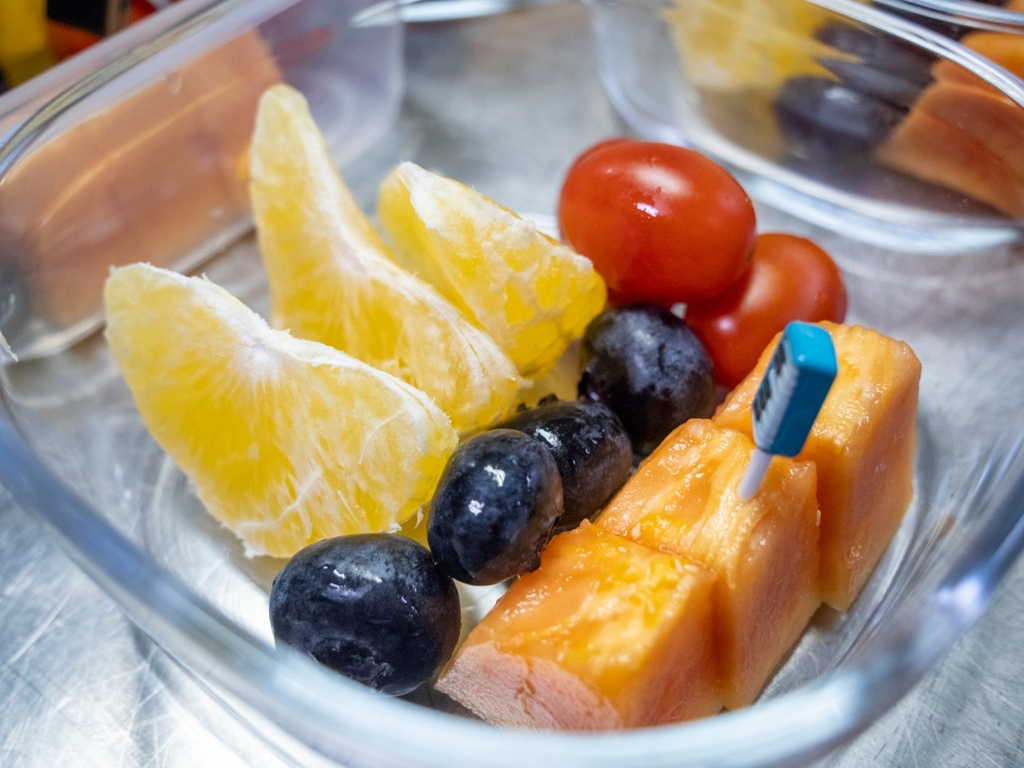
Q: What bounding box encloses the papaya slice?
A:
[715,322,920,611]
[876,80,1024,218]
[598,419,820,710]
[435,522,721,729]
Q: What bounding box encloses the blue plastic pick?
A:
[738,322,838,501]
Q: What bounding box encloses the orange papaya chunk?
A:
[435,522,721,730]
[876,81,1024,218]
[598,419,820,710]
[715,322,920,611]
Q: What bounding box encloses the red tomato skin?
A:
[558,142,756,304]
[686,233,847,388]
[567,138,635,173]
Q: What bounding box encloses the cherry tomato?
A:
[686,233,847,388]
[558,141,756,304]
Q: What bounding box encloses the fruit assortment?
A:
[103,82,922,725]
[441,322,919,725]
[798,9,1024,217]
[666,0,1024,218]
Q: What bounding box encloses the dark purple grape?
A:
[499,398,632,531]
[775,76,907,158]
[428,430,562,586]
[815,21,936,84]
[269,534,461,696]
[817,57,926,109]
[578,304,715,458]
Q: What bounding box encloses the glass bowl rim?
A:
[874,0,1024,34]
[2,0,1024,764]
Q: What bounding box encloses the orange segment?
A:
[377,162,606,379]
[104,263,458,558]
[714,322,920,610]
[436,522,721,729]
[250,85,519,434]
[599,419,820,710]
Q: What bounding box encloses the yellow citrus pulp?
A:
[104,263,458,558]
[377,161,607,379]
[664,0,836,93]
[249,85,520,434]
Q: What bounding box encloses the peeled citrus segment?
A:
[664,0,835,93]
[378,162,607,379]
[249,85,519,434]
[104,263,458,559]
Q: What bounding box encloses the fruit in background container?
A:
[578,304,715,457]
[814,21,936,87]
[770,21,935,161]
[270,534,461,695]
[598,419,821,710]
[873,17,1024,219]
[104,263,458,559]
[876,80,1024,218]
[428,430,563,586]
[558,141,756,305]
[687,233,847,388]
[436,521,721,729]
[663,0,835,93]
[250,85,519,434]
[714,322,921,610]
[0,30,282,330]
[377,162,606,379]
[498,397,633,531]
[816,56,929,110]
[774,76,908,158]
[933,31,1024,93]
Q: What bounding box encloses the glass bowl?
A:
[588,0,1024,253]
[2,1,1024,767]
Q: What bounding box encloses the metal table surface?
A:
[2,5,1024,766]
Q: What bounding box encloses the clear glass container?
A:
[2,0,1024,766]
[588,0,1024,253]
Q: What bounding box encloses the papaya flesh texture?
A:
[598,419,820,710]
[435,521,721,730]
[715,322,920,612]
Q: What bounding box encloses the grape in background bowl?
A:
[586,0,1024,253]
